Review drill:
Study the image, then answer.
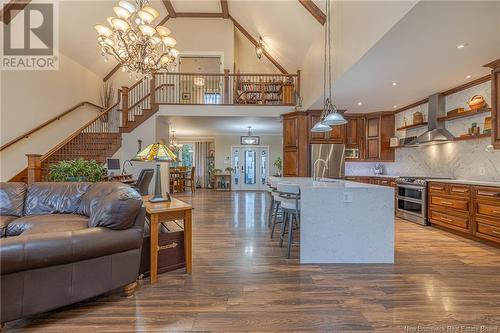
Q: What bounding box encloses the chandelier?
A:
[95,0,179,78]
[311,0,347,133]
[169,130,183,151]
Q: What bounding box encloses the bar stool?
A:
[276,182,300,259]
[269,180,293,239]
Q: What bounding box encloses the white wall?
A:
[0,52,103,181]
[213,134,282,176]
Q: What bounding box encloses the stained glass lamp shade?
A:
[133,143,177,202]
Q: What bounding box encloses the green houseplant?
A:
[48,158,106,182]
[273,157,283,176]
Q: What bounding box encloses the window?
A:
[204,93,221,104]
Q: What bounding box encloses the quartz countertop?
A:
[345,174,399,179]
[429,179,500,187]
[269,177,393,190]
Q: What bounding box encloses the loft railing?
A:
[120,70,300,124]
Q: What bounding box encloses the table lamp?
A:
[133,142,177,202]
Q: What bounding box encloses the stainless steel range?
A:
[396,177,429,225]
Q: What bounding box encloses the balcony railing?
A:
[125,70,300,110]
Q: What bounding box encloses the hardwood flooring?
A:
[5,190,500,332]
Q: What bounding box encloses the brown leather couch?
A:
[0,182,145,325]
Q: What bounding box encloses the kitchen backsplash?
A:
[348,80,499,181]
[346,137,500,180]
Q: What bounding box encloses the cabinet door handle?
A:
[439,216,453,222]
[492,230,500,235]
[451,189,467,193]
[478,191,500,197]
[440,201,454,205]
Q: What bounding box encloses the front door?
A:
[231,146,269,190]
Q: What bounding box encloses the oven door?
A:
[396,184,428,225]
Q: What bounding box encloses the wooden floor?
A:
[5,190,500,332]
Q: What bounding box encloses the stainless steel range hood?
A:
[412,93,454,145]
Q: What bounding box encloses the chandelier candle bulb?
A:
[95,0,179,76]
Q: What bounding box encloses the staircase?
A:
[11,76,159,183]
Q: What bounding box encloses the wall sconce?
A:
[255,36,264,59]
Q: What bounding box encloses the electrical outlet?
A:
[343,192,353,203]
[479,167,486,176]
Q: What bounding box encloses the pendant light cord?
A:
[322,0,333,117]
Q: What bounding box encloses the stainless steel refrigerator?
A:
[310,144,345,179]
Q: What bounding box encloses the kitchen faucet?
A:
[313,159,328,181]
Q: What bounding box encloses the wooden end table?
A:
[142,196,193,283]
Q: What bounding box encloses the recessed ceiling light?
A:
[393,105,398,109]
[392,82,397,86]
[465,75,472,79]
[357,102,362,106]
[457,43,467,49]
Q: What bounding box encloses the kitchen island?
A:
[270,177,394,264]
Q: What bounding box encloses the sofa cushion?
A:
[0,226,143,275]
[89,187,142,230]
[0,182,27,216]
[24,182,91,215]
[78,182,130,217]
[1,215,18,237]
[6,214,89,237]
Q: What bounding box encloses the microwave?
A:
[345,148,359,159]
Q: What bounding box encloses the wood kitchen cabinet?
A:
[484,58,500,149]
[345,116,365,160]
[308,110,345,144]
[365,113,395,162]
[428,181,500,247]
[282,112,309,176]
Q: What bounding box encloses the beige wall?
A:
[163,18,234,71]
[0,52,103,181]
[234,29,280,74]
[214,134,282,176]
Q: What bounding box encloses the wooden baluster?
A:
[150,74,156,105]
[121,86,129,128]
[260,76,265,105]
[224,69,229,104]
[26,154,42,185]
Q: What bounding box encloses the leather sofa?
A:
[0,181,145,325]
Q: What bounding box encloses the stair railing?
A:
[25,90,122,184]
[1,101,102,151]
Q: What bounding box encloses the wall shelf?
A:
[437,108,491,122]
[453,133,491,141]
[396,122,428,131]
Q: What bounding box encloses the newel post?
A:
[121,86,129,128]
[150,74,156,105]
[26,154,42,185]
[224,69,230,104]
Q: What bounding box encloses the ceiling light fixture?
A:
[311,0,346,132]
[169,130,182,151]
[255,36,265,59]
[465,75,472,79]
[241,126,260,145]
[392,82,397,86]
[457,43,467,49]
[393,105,398,109]
[357,102,363,106]
[95,0,179,78]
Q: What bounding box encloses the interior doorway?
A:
[231,145,269,191]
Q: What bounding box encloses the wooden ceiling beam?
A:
[162,0,176,18]
[298,0,325,25]
[175,12,224,18]
[103,15,171,82]
[0,0,31,24]
[220,0,229,19]
[229,15,288,74]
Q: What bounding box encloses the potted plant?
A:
[48,158,106,182]
[273,157,282,177]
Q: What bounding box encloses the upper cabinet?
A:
[365,113,395,162]
[484,58,500,149]
[308,110,345,144]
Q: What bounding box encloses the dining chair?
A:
[132,168,154,195]
[184,166,196,193]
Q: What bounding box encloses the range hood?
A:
[411,93,454,145]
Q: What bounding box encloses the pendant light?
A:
[310,0,347,132]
